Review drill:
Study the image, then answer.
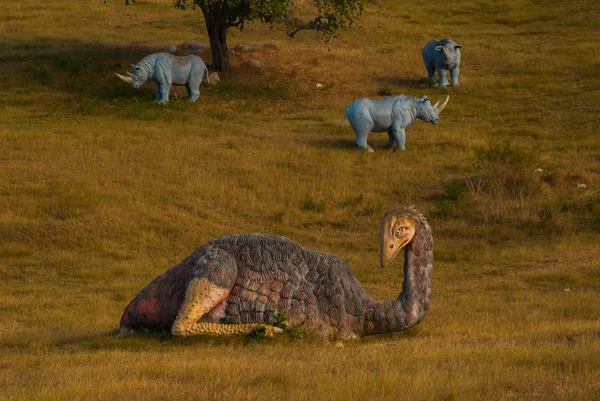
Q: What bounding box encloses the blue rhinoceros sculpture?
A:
[422,38,463,87]
[116,53,209,103]
[341,94,449,152]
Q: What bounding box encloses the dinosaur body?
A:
[120,207,433,337]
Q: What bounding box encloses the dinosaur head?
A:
[379,207,418,268]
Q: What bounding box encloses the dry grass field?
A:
[1,0,599,400]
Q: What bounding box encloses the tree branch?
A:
[285,12,337,51]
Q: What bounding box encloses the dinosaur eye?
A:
[395,229,402,237]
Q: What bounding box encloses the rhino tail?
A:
[341,112,346,128]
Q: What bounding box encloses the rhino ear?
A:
[421,96,429,103]
[434,46,444,51]
[455,45,463,49]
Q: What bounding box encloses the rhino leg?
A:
[154,81,171,103]
[349,120,374,152]
[154,83,162,102]
[356,136,374,153]
[390,127,407,151]
[386,130,397,148]
[450,67,460,87]
[425,65,436,86]
[437,68,449,88]
[186,82,200,103]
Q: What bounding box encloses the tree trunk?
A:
[202,8,231,73]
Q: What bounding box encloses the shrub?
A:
[378,85,393,96]
[301,193,327,212]
[444,180,467,201]
[465,141,544,224]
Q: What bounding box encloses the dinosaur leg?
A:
[171,249,282,337]
[171,278,282,336]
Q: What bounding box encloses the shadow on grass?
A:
[309,137,407,153]
[374,75,429,91]
[0,37,306,119]
[44,325,335,353]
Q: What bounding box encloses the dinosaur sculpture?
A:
[341,94,449,152]
[422,38,463,87]
[119,206,433,338]
[115,53,209,103]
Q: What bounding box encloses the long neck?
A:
[363,222,433,335]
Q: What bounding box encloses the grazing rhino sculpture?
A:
[341,94,449,152]
[422,38,463,87]
[116,53,209,103]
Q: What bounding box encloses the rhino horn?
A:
[126,71,132,77]
[436,95,449,114]
[433,100,440,109]
[115,72,132,84]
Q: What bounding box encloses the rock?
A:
[534,168,543,174]
[316,83,323,89]
[234,44,254,53]
[563,288,570,292]
[207,72,220,86]
[160,44,177,53]
[263,40,280,50]
[246,59,261,68]
[576,183,587,189]
[183,42,205,52]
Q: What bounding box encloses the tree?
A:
[128,0,366,72]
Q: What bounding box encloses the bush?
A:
[378,85,393,96]
[465,141,544,224]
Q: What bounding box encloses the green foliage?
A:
[171,0,364,33]
[274,311,288,329]
[249,325,268,339]
[432,200,451,219]
[443,180,467,201]
[358,197,383,216]
[338,193,364,208]
[80,96,105,115]
[378,85,393,96]
[28,63,53,84]
[301,192,328,212]
[174,0,293,28]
